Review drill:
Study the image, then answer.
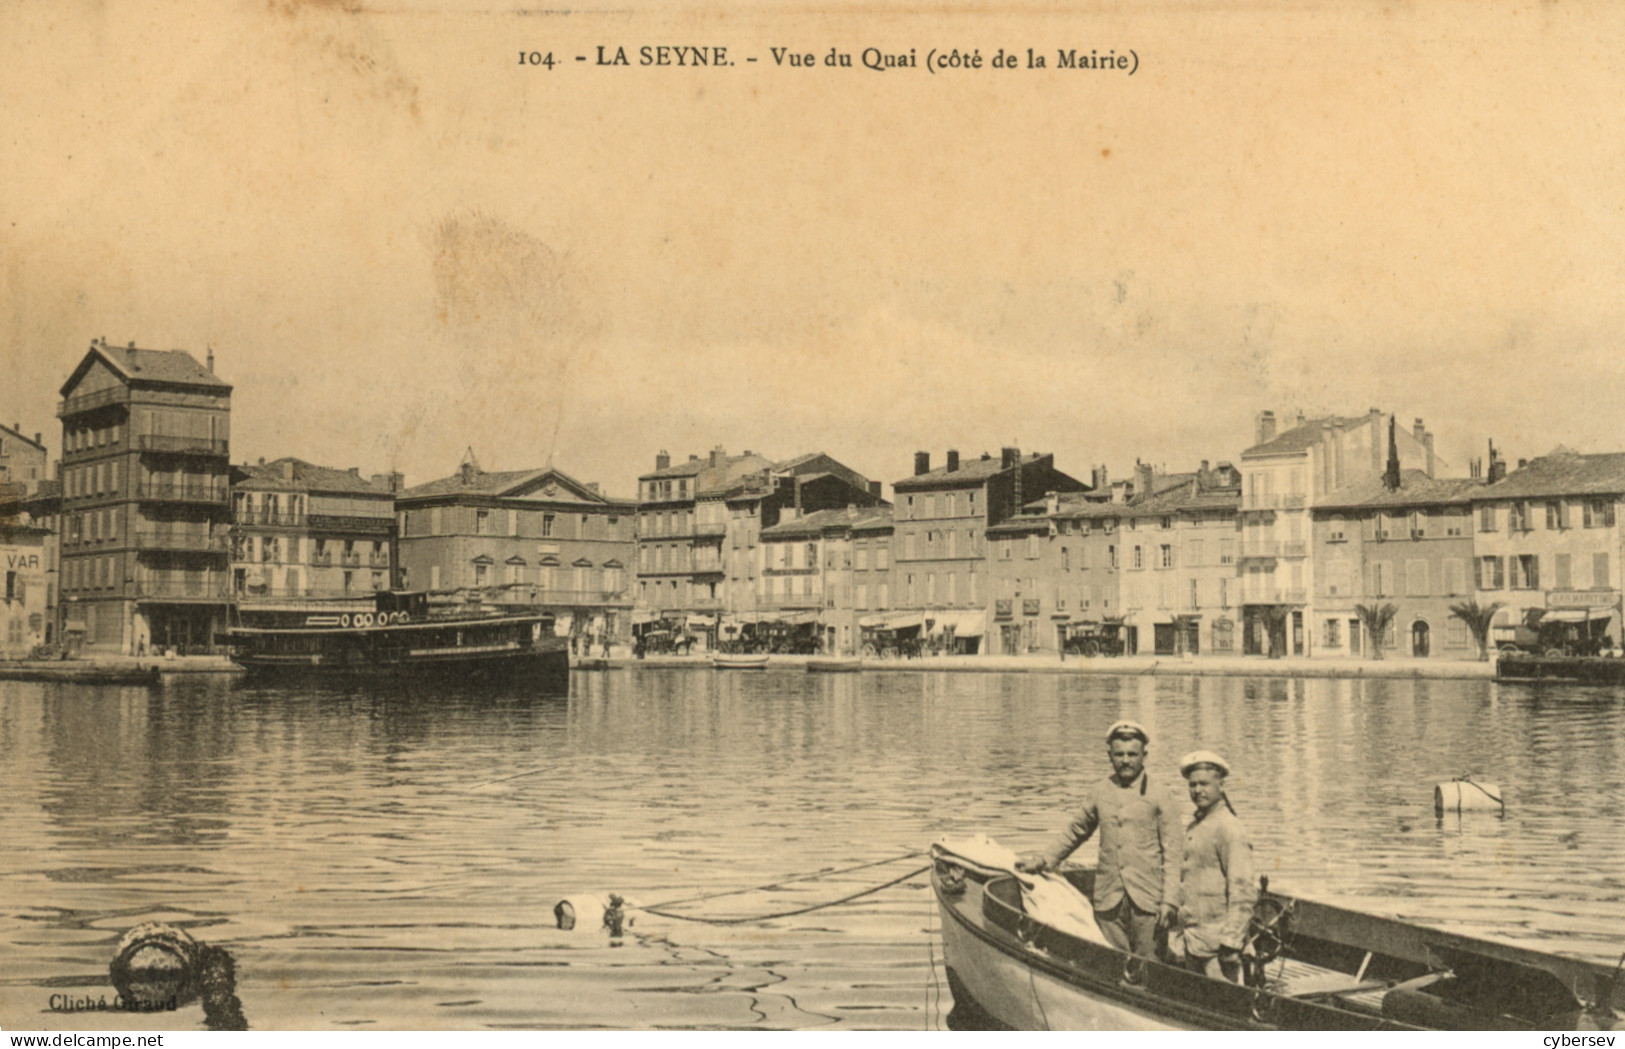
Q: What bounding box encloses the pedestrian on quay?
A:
[1017,721,1183,957]
[1174,750,1257,984]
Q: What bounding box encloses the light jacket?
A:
[1178,799,1257,956]
[1040,771,1184,913]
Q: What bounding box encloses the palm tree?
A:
[1261,606,1289,657]
[1354,602,1399,660]
[1449,599,1505,662]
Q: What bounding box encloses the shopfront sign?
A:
[1548,589,1619,609]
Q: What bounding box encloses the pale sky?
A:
[4,1,1624,499]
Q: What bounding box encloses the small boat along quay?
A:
[622,651,1500,679]
[0,651,1513,681]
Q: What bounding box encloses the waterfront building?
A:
[57,339,233,654]
[0,517,50,657]
[0,422,48,494]
[230,457,402,606]
[1239,410,1443,657]
[1117,462,1244,657]
[1311,470,1482,659]
[757,504,893,655]
[1468,447,1625,648]
[634,447,882,649]
[896,447,1087,654]
[1,479,62,647]
[396,452,636,643]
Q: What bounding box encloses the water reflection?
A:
[1,671,1623,1030]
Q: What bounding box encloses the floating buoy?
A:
[1435,776,1504,815]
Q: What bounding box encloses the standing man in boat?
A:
[1175,750,1257,983]
[1015,721,1183,958]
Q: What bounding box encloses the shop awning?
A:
[954,613,986,638]
[631,610,656,625]
[858,613,889,628]
[686,614,716,629]
[1543,609,1611,624]
[864,612,923,631]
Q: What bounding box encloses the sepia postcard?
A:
[3,0,1625,1040]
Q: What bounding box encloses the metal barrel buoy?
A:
[109,922,201,1008]
[1434,775,1504,815]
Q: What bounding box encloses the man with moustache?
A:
[1175,750,1257,983]
[1017,721,1183,957]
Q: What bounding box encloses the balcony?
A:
[310,552,334,566]
[1239,541,1280,560]
[58,387,128,417]
[1281,540,1308,558]
[759,595,822,611]
[136,434,229,457]
[368,553,390,568]
[1022,598,1042,616]
[1242,495,1280,511]
[133,578,231,601]
[995,599,1013,618]
[1283,588,1307,604]
[1282,494,1307,510]
[341,553,363,567]
[138,482,229,506]
[1243,589,1283,605]
[135,531,229,554]
[485,587,633,607]
[235,510,306,527]
[307,513,393,533]
[692,521,728,538]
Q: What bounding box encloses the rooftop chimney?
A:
[914,451,931,476]
[656,450,671,471]
[206,347,215,373]
[1383,416,1401,491]
[34,432,41,445]
[868,480,882,499]
[1001,446,1020,471]
[710,446,725,469]
[1255,411,1277,446]
[1046,491,1060,516]
[946,450,960,473]
[1136,459,1154,497]
[1413,417,1426,443]
[1518,458,1528,470]
[1424,432,1436,478]
[1487,439,1507,484]
[283,461,296,482]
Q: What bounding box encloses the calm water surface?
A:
[2,669,1623,1030]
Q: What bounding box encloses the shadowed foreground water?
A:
[1,669,1622,1029]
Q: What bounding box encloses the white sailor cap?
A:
[1105,720,1149,744]
[1179,750,1230,777]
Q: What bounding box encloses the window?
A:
[1108,545,1118,569]
[856,583,868,609]
[1324,618,1341,647]
[1406,559,1429,597]
[1370,561,1392,597]
[1445,617,1470,647]
[476,510,490,534]
[474,562,487,586]
[1478,505,1496,533]
[1508,502,1531,533]
[1555,553,1572,589]
[877,547,889,570]
[1188,579,1199,609]
[999,539,1011,560]
[1219,538,1236,565]
[1132,545,1144,570]
[1160,516,1173,530]
[1186,539,1203,567]
[1025,535,1039,559]
[1327,516,1346,542]
[543,514,555,537]
[1595,552,1611,589]
[1444,514,1463,537]
[856,546,869,570]
[1476,556,1504,589]
[1409,511,1426,539]
[1159,544,1174,569]
[1546,501,1566,530]
[1323,560,1350,597]
[1584,500,1617,529]
[1510,554,1540,590]
[1445,558,1468,596]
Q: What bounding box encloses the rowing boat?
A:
[930,843,1625,1030]
[712,653,769,670]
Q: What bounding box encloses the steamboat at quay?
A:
[224,590,568,681]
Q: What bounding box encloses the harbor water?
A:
[1,669,1622,1030]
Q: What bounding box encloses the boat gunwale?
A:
[227,613,557,636]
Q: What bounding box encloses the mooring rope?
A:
[647,850,925,910]
[637,863,931,925]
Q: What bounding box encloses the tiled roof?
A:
[1316,469,1483,510]
[893,454,1018,488]
[760,505,893,539]
[0,422,46,451]
[237,457,396,495]
[104,345,232,389]
[1474,450,1625,500]
[641,452,773,481]
[1242,416,1365,457]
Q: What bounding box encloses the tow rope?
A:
[637,856,930,925]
